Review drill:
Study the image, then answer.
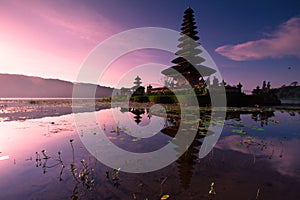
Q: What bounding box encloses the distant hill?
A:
[272,85,300,100]
[0,74,113,98]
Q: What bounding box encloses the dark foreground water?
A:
[0,106,299,199]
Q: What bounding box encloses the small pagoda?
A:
[161,7,216,87]
[131,75,145,96]
[132,76,142,90]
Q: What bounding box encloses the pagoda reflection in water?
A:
[128,106,276,189]
[129,108,145,125]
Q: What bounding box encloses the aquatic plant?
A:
[159,177,168,197]
[208,181,216,196]
[34,139,95,199]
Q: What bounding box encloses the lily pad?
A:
[132,137,141,142]
[252,126,264,131]
[231,129,246,134]
[161,194,170,200]
[236,143,244,147]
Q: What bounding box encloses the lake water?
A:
[280,99,300,105]
[0,106,299,199]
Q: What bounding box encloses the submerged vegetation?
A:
[35,140,95,199]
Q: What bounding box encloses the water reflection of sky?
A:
[217,110,300,178]
[0,115,75,169]
[0,107,300,199]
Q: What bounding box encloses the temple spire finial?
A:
[187,0,190,8]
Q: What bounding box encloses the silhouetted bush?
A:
[131,96,149,102]
[147,95,177,104]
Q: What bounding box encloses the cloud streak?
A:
[215,17,300,61]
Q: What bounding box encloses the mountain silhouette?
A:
[0,74,113,98]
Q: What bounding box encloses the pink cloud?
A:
[0,0,121,83]
[3,0,118,53]
[215,17,300,61]
[28,2,115,44]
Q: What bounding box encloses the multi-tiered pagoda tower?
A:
[161,7,216,87]
[132,76,142,90]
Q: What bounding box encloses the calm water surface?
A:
[0,107,300,199]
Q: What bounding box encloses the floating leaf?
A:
[132,137,141,142]
[161,194,170,200]
[209,182,216,195]
[252,126,264,131]
[199,127,208,131]
[231,129,246,134]
[113,168,120,176]
[199,131,207,136]
[232,122,244,127]
[236,143,243,147]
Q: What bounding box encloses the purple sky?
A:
[0,0,299,91]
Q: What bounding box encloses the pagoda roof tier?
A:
[183,13,194,19]
[171,56,205,65]
[133,82,142,86]
[181,30,198,36]
[181,21,196,27]
[177,41,200,48]
[178,35,199,42]
[177,45,201,52]
[184,7,194,14]
[183,14,195,19]
[183,18,196,24]
[162,64,216,77]
[181,25,198,32]
[178,62,206,70]
[175,47,202,55]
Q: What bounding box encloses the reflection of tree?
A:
[251,110,275,126]
[226,109,275,126]
[288,111,295,116]
[226,111,242,121]
[129,108,145,125]
[120,107,129,113]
